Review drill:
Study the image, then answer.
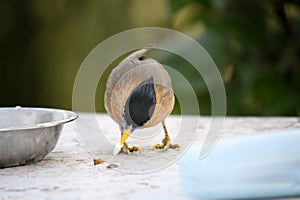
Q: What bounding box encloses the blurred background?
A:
[0,0,299,116]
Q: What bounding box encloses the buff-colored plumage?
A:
[104,47,174,129]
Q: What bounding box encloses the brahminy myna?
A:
[104,45,180,155]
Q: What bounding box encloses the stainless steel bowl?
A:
[0,107,78,168]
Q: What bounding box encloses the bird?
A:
[104,45,180,155]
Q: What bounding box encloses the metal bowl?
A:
[0,107,78,168]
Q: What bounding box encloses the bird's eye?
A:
[138,56,147,61]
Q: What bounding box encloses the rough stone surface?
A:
[0,114,299,199]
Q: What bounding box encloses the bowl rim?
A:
[0,107,78,132]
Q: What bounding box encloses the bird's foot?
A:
[152,137,180,151]
[122,143,141,155]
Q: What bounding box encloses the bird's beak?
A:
[120,125,132,145]
[113,125,133,156]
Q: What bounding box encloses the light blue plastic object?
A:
[180,129,300,199]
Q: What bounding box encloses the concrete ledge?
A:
[0,114,299,199]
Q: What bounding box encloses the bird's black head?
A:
[123,77,156,129]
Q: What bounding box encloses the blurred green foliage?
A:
[0,0,299,116]
[0,0,134,109]
[169,0,300,115]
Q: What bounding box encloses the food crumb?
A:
[60,159,64,162]
[93,159,105,165]
[107,163,119,169]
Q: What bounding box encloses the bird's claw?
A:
[152,138,180,151]
[122,143,141,155]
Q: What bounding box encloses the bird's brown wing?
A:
[104,48,174,128]
[142,64,174,128]
[104,48,153,122]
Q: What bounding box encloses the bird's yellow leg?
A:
[122,143,140,155]
[152,120,180,151]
